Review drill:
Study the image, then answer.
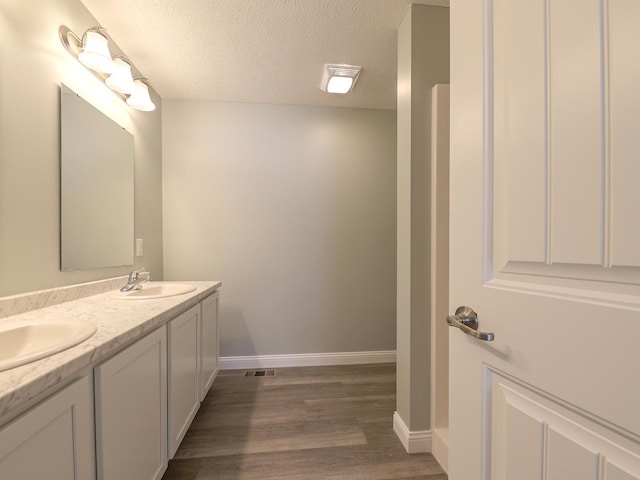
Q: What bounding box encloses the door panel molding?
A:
[486,278,640,311]
[488,0,640,299]
[489,369,640,479]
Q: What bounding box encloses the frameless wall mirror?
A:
[60,84,134,270]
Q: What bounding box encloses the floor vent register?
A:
[244,369,276,377]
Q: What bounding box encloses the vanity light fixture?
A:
[320,64,362,94]
[59,25,156,111]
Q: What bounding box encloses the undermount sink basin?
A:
[111,282,197,300]
[0,319,97,372]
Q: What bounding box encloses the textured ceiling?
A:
[79,0,449,110]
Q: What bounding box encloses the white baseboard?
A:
[432,427,449,473]
[393,411,432,454]
[219,350,396,370]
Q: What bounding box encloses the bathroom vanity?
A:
[0,278,221,480]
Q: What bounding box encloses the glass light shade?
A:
[105,58,135,94]
[78,30,114,74]
[327,76,354,94]
[126,80,156,111]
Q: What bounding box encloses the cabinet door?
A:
[0,375,95,480]
[168,304,200,458]
[95,326,167,480]
[200,291,219,401]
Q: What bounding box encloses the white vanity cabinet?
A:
[0,282,221,480]
[200,291,219,400]
[167,304,200,458]
[94,326,167,480]
[0,375,95,480]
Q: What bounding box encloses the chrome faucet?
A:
[120,268,152,292]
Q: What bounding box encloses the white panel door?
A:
[450,1,640,479]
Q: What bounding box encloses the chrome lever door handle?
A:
[447,306,495,341]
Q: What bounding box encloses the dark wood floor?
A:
[162,363,447,480]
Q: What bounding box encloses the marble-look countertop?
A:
[0,280,221,419]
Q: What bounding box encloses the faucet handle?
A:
[128,267,146,281]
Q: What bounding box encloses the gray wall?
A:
[162,100,396,357]
[396,4,450,433]
[0,0,164,296]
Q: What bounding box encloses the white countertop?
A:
[0,280,221,419]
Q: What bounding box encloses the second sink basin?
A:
[0,319,97,372]
[112,282,197,300]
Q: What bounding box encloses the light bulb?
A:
[126,79,156,111]
[106,58,135,94]
[327,76,354,94]
[78,30,114,74]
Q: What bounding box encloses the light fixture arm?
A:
[112,54,132,63]
[83,26,108,38]
[60,26,82,51]
[76,26,109,46]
